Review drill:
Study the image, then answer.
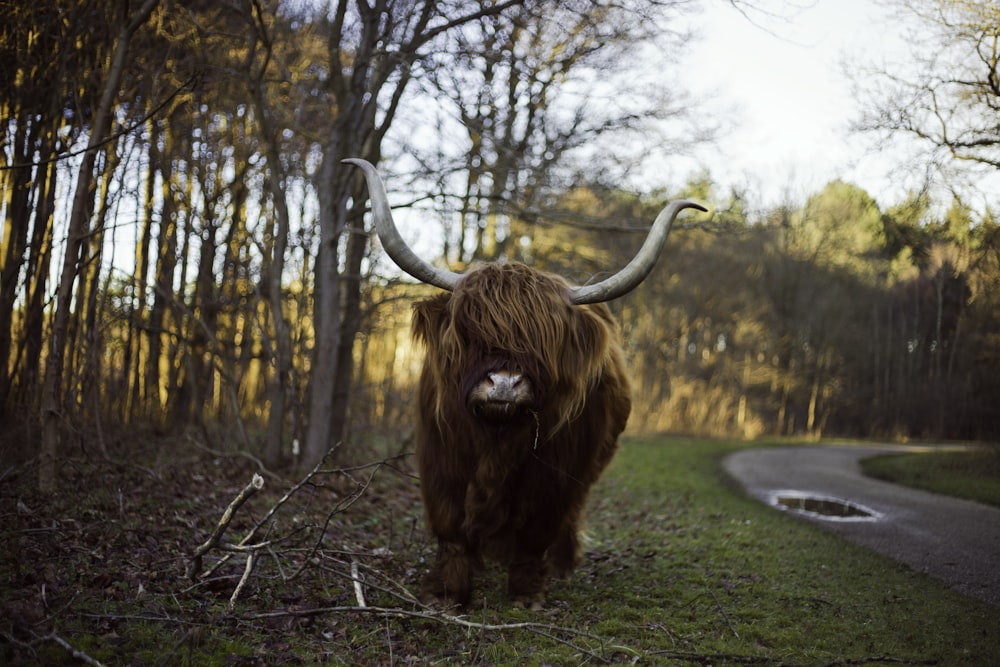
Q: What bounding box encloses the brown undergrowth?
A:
[1,433,435,664]
[0,433,625,665]
[2,434,997,665]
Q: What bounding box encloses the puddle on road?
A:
[769,491,882,522]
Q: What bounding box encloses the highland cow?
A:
[344,158,705,608]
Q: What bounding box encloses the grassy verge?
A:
[2,436,997,665]
[860,446,1000,508]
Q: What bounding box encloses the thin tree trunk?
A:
[327,206,368,459]
[20,151,57,416]
[148,128,179,421]
[251,90,294,469]
[0,117,36,412]
[300,0,524,469]
[737,350,750,432]
[301,149,349,469]
[71,145,118,427]
[807,363,820,436]
[39,0,159,492]
[131,117,160,420]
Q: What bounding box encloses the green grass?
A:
[860,445,1000,508]
[3,436,997,665]
[562,437,999,665]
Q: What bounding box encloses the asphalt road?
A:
[722,444,1000,608]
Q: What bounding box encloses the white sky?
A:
[670,0,999,213]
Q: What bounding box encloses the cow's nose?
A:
[486,371,523,400]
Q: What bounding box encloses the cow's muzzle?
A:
[468,370,535,423]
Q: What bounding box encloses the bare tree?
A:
[299,0,526,470]
[410,0,699,268]
[852,0,1000,191]
[240,2,297,468]
[38,0,161,492]
[0,2,103,429]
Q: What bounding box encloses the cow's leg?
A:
[546,518,582,577]
[422,539,475,607]
[417,444,477,607]
[548,488,594,576]
[507,553,549,610]
[506,518,552,609]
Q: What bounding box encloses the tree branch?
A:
[187,473,264,581]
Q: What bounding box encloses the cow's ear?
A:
[412,293,451,345]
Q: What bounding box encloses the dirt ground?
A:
[1,434,430,664]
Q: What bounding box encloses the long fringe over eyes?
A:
[412,263,621,434]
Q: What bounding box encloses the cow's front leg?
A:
[507,554,549,610]
[422,539,475,608]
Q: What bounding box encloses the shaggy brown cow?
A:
[344,158,705,608]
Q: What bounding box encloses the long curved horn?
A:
[343,158,462,291]
[344,158,706,302]
[567,199,707,305]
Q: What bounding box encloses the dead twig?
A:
[351,558,366,607]
[186,444,391,611]
[229,550,256,612]
[710,588,740,639]
[187,473,264,581]
[316,553,421,606]
[2,628,110,666]
[287,459,384,581]
[210,445,340,581]
[44,631,108,667]
[185,434,284,483]
[240,605,616,663]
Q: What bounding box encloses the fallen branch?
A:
[710,588,739,638]
[287,459,385,581]
[240,604,615,663]
[187,473,264,581]
[229,551,256,612]
[186,435,284,483]
[199,445,342,581]
[351,558,366,607]
[45,631,107,667]
[315,553,421,607]
[185,445,396,612]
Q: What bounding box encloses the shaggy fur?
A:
[411,262,632,608]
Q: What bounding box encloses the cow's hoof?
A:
[511,593,545,611]
[419,592,464,612]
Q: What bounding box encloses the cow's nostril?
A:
[488,371,522,391]
[481,371,528,405]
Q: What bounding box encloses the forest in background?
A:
[3,0,1000,492]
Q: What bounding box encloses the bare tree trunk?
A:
[126,117,158,422]
[737,350,750,432]
[39,0,159,492]
[70,145,118,428]
[252,95,294,469]
[327,206,368,459]
[0,118,35,413]
[2,118,58,420]
[20,149,57,416]
[777,382,789,435]
[147,126,180,422]
[301,150,349,469]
